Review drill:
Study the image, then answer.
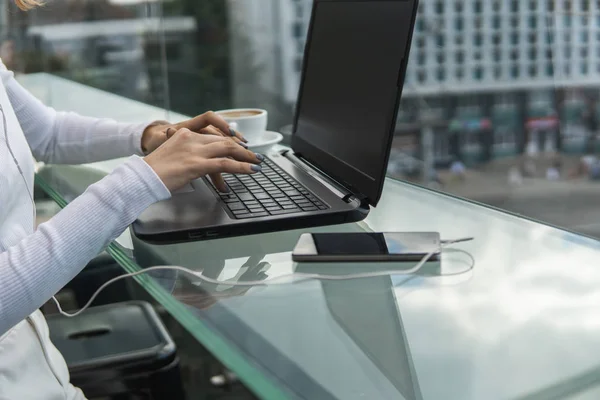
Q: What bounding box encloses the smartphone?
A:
[292,232,441,263]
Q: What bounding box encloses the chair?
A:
[47,301,185,399]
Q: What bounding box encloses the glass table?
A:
[36,155,600,400]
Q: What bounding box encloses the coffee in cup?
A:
[216,108,268,144]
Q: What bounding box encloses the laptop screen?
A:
[292,0,417,206]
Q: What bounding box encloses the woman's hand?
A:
[144,127,263,193]
[141,111,247,155]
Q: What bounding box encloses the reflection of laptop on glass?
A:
[133,0,419,244]
[322,275,423,400]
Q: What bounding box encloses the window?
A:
[437,68,446,81]
[581,0,589,11]
[492,16,501,29]
[528,16,537,29]
[511,65,520,78]
[418,53,426,65]
[565,48,572,58]
[455,1,463,13]
[437,53,445,64]
[547,64,555,76]
[545,49,554,59]
[511,33,520,45]
[417,37,426,48]
[581,32,589,43]
[474,51,482,61]
[435,1,444,14]
[473,67,484,80]
[511,1,519,12]
[511,16,520,28]
[564,16,572,27]
[473,1,482,13]
[292,22,303,38]
[530,0,538,10]
[456,51,465,63]
[492,34,502,45]
[548,0,555,11]
[474,34,483,46]
[493,49,502,61]
[417,71,427,83]
[511,49,520,60]
[456,69,464,79]
[528,48,538,61]
[493,1,501,11]
[529,65,538,77]
[581,63,588,75]
[455,36,464,45]
[581,48,589,58]
[529,33,538,43]
[455,17,464,31]
[436,35,445,47]
[494,66,502,79]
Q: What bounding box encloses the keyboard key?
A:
[284,190,301,196]
[223,197,240,203]
[254,193,270,199]
[270,209,301,215]
[238,193,254,201]
[282,204,299,210]
[266,205,282,211]
[232,209,249,215]
[278,200,293,205]
[236,212,269,219]
[272,193,286,199]
[318,205,328,210]
[244,200,259,206]
[301,206,318,211]
[249,207,265,212]
[228,202,246,211]
[290,195,304,201]
[295,199,310,205]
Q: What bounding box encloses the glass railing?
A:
[7,0,600,239]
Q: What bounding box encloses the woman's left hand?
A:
[140,112,248,155]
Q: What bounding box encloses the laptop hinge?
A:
[281,150,362,204]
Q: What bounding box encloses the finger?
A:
[200,158,262,175]
[200,125,227,137]
[209,173,228,193]
[200,126,248,148]
[177,111,248,143]
[199,141,262,163]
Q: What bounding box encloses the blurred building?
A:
[230,0,600,165]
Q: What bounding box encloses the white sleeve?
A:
[0,64,150,164]
[0,156,171,336]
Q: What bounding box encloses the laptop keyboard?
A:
[209,157,329,219]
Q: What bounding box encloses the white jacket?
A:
[0,61,170,398]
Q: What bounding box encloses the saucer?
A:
[246,131,284,154]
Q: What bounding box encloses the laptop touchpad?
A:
[173,183,194,194]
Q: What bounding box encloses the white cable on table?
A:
[52,237,474,318]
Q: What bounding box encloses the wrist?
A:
[141,120,170,155]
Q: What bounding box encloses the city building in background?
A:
[228,0,600,167]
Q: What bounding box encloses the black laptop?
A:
[133,0,419,244]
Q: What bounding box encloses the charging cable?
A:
[52,237,474,318]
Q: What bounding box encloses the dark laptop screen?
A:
[293,0,417,205]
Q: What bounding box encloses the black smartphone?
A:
[292,232,441,263]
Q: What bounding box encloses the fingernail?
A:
[251,164,262,172]
[241,137,248,143]
[255,153,264,162]
[229,127,236,137]
[222,186,230,193]
[239,141,248,149]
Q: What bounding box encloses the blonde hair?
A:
[15,0,42,10]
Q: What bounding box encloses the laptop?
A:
[133,0,419,244]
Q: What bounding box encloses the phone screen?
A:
[309,232,439,256]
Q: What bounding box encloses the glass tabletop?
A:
[36,158,600,400]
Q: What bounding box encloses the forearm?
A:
[0,156,170,335]
[2,66,150,163]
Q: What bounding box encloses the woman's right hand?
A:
[143,127,263,193]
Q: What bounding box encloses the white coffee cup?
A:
[216,108,268,144]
